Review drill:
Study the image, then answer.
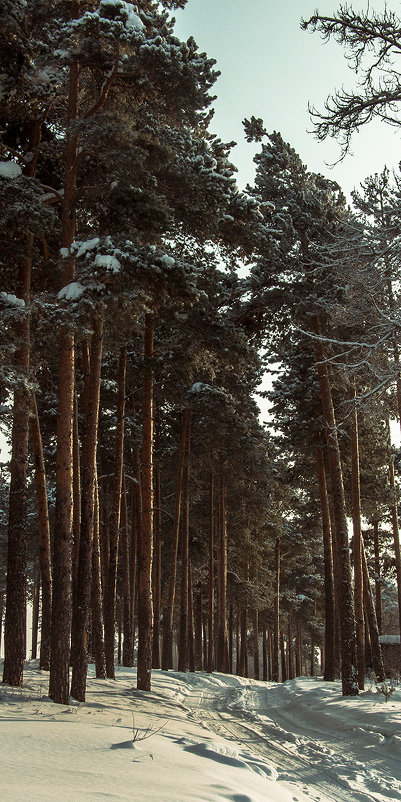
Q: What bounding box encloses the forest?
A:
[1,0,401,709]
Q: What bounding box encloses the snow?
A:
[98,0,144,30]
[379,634,401,644]
[0,160,22,179]
[160,254,175,267]
[94,253,121,273]
[2,665,401,802]
[0,292,25,307]
[58,281,87,301]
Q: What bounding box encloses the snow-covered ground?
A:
[1,664,401,802]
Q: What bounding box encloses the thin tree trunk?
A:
[30,394,52,670]
[207,471,215,673]
[216,473,229,673]
[351,389,365,690]
[361,538,385,682]
[287,613,295,680]
[316,441,336,681]
[71,314,103,700]
[162,409,189,670]
[137,314,155,691]
[31,563,40,661]
[387,420,401,635]
[280,629,287,682]
[152,468,161,668]
[130,451,141,663]
[262,626,267,681]
[253,609,259,680]
[104,347,126,679]
[272,537,280,682]
[71,391,81,670]
[121,476,134,667]
[178,414,192,672]
[194,588,203,671]
[187,560,195,672]
[312,317,358,696]
[373,519,383,634]
[91,474,106,678]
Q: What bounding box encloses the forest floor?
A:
[0,662,401,801]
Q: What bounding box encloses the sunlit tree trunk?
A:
[316,440,336,681]
[207,471,215,673]
[372,518,383,633]
[350,390,364,690]
[152,468,161,668]
[272,537,280,682]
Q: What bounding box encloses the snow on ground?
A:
[1,664,401,802]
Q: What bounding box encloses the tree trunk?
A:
[187,560,195,672]
[30,394,52,670]
[351,390,365,690]
[31,563,40,661]
[239,605,247,677]
[3,245,31,687]
[372,519,383,634]
[287,613,295,680]
[71,314,103,700]
[49,58,80,705]
[152,468,161,668]
[3,109,45,687]
[121,476,134,667]
[104,346,126,679]
[272,537,280,682]
[312,317,358,696]
[361,538,385,682]
[162,409,190,670]
[178,413,192,672]
[207,471,215,673]
[216,473,229,673]
[137,314,155,691]
[262,627,267,681]
[387,420,401,635]
[280,629,287,682]
[315,441,336,682]
[91,474,106,678]
[194,588,203,671]
[253,609,259,680]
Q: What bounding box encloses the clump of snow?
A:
[94,253,121,273]
[379,634,401,643]
[58,281,104,301]
[0,292,25,307]
[0,160,22,179]
[98,0,144,30]
[71,238,100,258]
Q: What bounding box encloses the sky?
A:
[174,0,401,199]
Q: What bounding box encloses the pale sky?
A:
[174,0,401,199]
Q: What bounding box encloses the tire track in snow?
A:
[184,679,398,802]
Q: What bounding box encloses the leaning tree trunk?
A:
[31,563,40,661]
[70,313,103,701]
[316,440,336,682]
[350,389,365,690]
[30,395,52,670]
[312,316,358,696]
[161,409,189,670]
[104,346,126,679]
[137,314,155,691]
